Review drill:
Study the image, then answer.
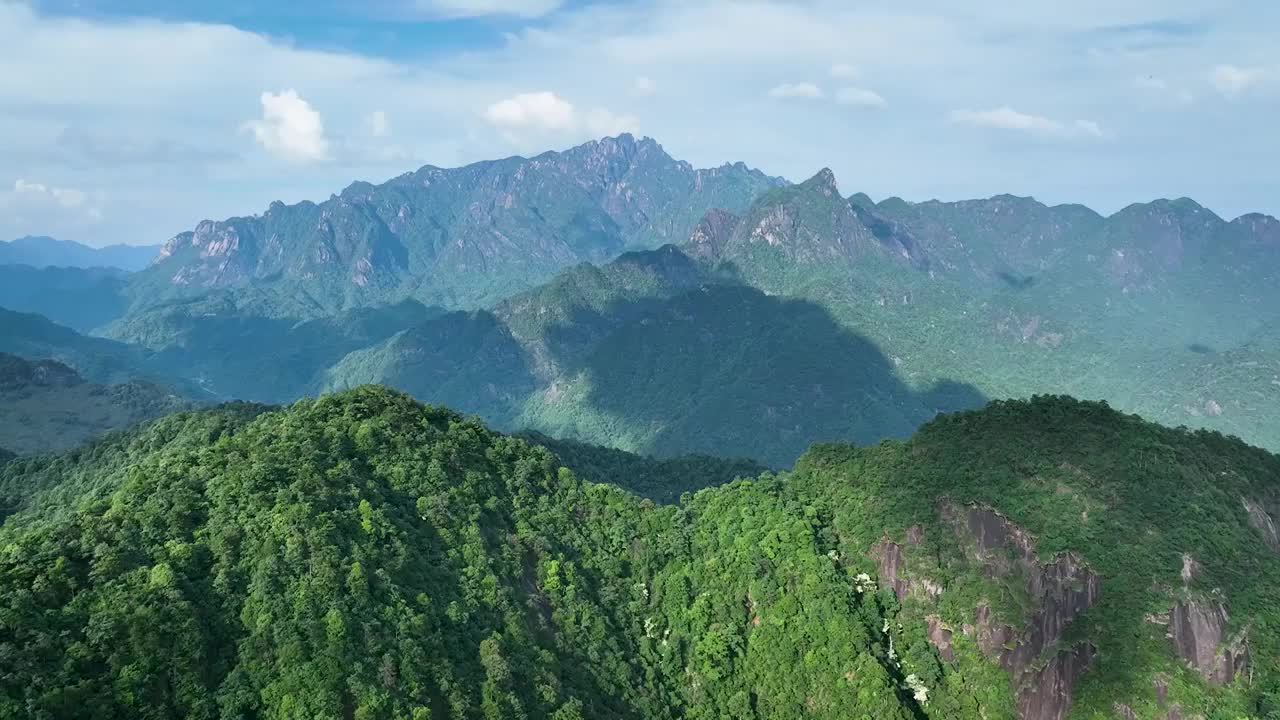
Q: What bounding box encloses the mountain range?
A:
[2,134,1277,463]
[124,134,783,317]
[0,235,159,271]
[3,133,1280,720]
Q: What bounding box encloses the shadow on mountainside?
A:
[547,284,987,467]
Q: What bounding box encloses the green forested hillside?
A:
[321,247,982,466]
[522,430,768,504]
[1,388,1277,719]
[0,353,191,454]
[120,135,781,317]
[103,293,439,402]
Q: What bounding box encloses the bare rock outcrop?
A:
[1243,497,1280,552]
[951,506,1101,720]
[871,524,941,602]
[926,615,955,662]
[1169,598,1249,684]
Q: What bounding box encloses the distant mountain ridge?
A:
[0,235,158,271]
[0,352,190,454]
[6,135,1279,462]
[125,134,784,317]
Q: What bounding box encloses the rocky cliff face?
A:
[133,134,782,316]
[686,168,929,276]
[868,507,1102,720]
[872,524,942,602]
[1167,599,1250,685]
[1243,497,1280,552]
[952,506,1101,720]
[685,208,740,263]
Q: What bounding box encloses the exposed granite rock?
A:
[1169,599,1249,684]
[1243,497,1280,552]
[685,208,740,263]
[926,614,955,662]
[951,506,1101,720]
[871,524,940,602]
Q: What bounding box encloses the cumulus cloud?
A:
[1211,64,1266,97]
[485,91,578,132]
[484,91,636,143]
[4,178,103,230]
[244,90,332,162]
[411,0,562,18]
[949,107,1103,138]
[14,178,86,208]
[4,0,1280,242]
[365,110,390,137]
[829,63,859,79]
[768,82,824,99]
[835,87,887,109]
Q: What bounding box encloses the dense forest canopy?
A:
[1,388,1277,719]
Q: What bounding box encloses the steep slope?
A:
[322,246,980,466]
[522,430,769,504]
[1,390,1278,719]
[0,353,190,454]
[0,264,131,332]
[0,307,157,385]
[102,292,438,402]
[123,134,782,318]
[686,173,1280,451]
[0,235,159,271]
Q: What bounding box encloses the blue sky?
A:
[2,0,1278,246]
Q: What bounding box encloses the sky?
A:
[1,0,1278,247]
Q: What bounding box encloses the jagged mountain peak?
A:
[130,136,780,318]
[799,167,840,196]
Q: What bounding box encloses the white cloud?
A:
[485,91,578,132]
[484,91,636,144]
[950,107,1062,132]
[633,75,656,96]
[411,0,562,19]
[949,107,1104,138]
[4,178,103,231]
[768,82,824,99]
[835,87,887,109]
[1211,64,1266,97]
[365,110,390,137]
[829,63,859,79]
[14,178,86,208]
[585,108,639,136]
[244,90,331,162]
[3,0,1280,244]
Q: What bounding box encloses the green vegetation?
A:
[321,247,982,467]
[0,353,192,454]
[1,389,1277,719]
[120,135,781,318]
[104,293,439,402]
[521,430,768,503]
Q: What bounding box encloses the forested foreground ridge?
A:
[1,388,1278,719]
